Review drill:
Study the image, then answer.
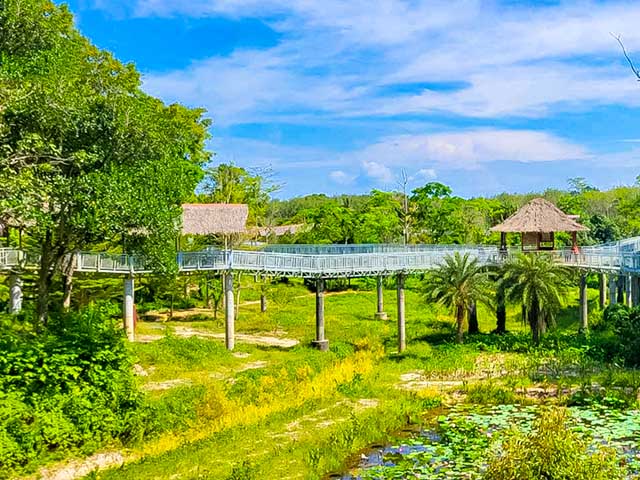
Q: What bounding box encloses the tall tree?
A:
[501,254,570,345]
[423,253,489,343]
[200,163,278,225]
[0,0,210,321]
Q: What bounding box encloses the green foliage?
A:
[483,408,626,480]
[0,303,145,476]
[199,163,278,225]
[501,254,570,344]
[423,253,490,343]
[0,0,210,318]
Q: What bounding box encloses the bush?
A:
[0,303,146,476]
[483,408,626,480]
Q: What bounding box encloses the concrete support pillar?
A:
[224,272,235,350]
[617,276,625,304]
[312,278,328,351]
[123,276,135,342]
[632,276,640,307]
[579,273,588,333]
[9,274,23,314]
[374,276,388,320]
[260,293,267,313]
[609,275,618,305]
[599,273,606,310]
[397,273,406,353]
[627,274,634,308]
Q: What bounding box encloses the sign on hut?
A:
[491,198,589,252]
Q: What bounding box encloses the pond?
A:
[335,404,640,479]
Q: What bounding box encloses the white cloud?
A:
[351,129,588,171]
[329,170,356,185]
[416,168,437,180]
[362,160,394,183]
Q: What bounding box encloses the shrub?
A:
[483,407,626,480]
[0,303,146,476]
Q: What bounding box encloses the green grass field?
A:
[48,275,607,480]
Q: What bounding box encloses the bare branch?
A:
[612,33,640,81]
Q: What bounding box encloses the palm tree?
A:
[424,252,490,343]
[501,253,570,345]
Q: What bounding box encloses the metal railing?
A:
[2,242,640,277]
[0,248,24,268]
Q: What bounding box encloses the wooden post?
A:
[312,278,329,351]
[123,276,135,342]
[260,293,267,313]
[397,273,406,353]
[599,273,606,310]
[9,273,23,314]
[224,272,235,350]
[627,274,634,308]
[579,273,588,333]
[375,276,388,320]
[609,275,617,305]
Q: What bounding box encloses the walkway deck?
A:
[2,238,640,277]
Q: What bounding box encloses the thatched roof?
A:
[181,203,248,235]
[251,224,304,237]
[490,198,589,233]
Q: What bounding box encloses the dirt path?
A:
[137,325,300,348]
[143,289,365,321]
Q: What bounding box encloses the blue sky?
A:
[65,0,640,198]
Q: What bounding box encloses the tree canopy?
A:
[0,0,211,319]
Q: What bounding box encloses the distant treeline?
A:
[264,177,640,246]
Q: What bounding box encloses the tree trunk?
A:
[496,284,507,334]
[62,273,73,311]
[456,304,465,344]
[468,301,479,334]
[37,230,55,324]
[529,298,541,345]
[205,274,211,309]
[61,253,76,312]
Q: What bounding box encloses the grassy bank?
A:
[4,276,622,479]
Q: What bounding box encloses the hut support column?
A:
[375,276,388,320]
[599,273,606,309]
[312,278,329,351]
[224,272,235,350]
[627,275,634,308]
[9,273,23,314]
[397,274,406,353]
[123,276,135,342]
[609,275,617,305]
[579,273,588,333]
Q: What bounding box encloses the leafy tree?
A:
[298,202,355,244]
[0,0,210,321]
[200,163,278,225]
[411,183,466,244]
[501,254,570,345]
[423,253,490,343]
[587,214,620,244]
[352,190,402,243]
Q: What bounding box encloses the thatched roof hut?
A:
[181,203,248,235]
[491,198,588,251]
